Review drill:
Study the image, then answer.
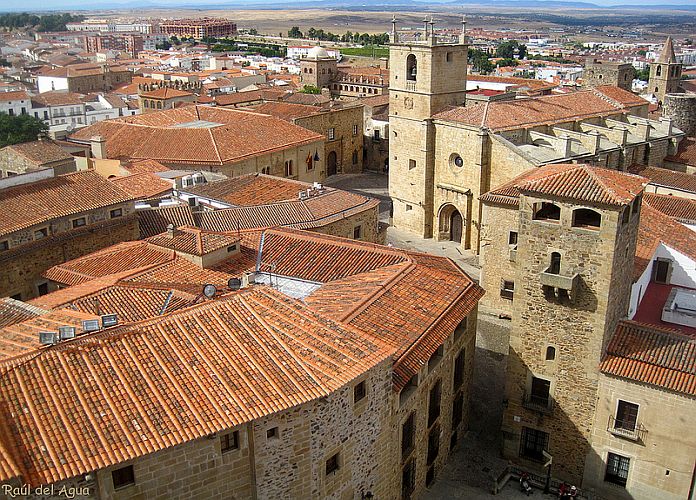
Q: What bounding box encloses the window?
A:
[72,217,86,228]
[428,380,441,427]
[656,65,662,76]
[549,252,561,275]
[110,208,123,218]
[143,100,149,108]
[428,345,443,372]
[446,51,452,62]
[653,258,671,284]
[508,231,518,246]
[405,204,413,212]
[402,459,416,499]
[529,376,551,408]
[373,129,380,141]
[37,282,49,296]
[533,202,560,221]
[501,280,514,300]
[427,423,440,465]
[453,349,465,390]
[401,412,415,459]
[353,225,362,239]
[34,227,48,240]
[352,124,358,136]
[220,431,239,453]
[327,128,335,140]
[284,160,293,177]
[451,154,464,168]
[227,244,237,253]
[572,208,601,229]
[621,207,630,225]
[406,54,417,81]
[408,159,416,170]
[353,380,366,403]
[454,317,467,341]
[615,400,639,432]
[452,391,464,428]
[520,427,548,462]
[605,452,630,487]
[0,240,8,251]
[352,149,358,165]
[8,109,13,116]
[545,346,556,361]
[266,427,278,439]
[112,465,135,489]
[326,453,340,475]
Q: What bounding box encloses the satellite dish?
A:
[203,284,217,298]
[228,278,241,291]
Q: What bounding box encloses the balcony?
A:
[406,81,416,91]
[522,392,554,414]
[608,416,647,442]
[540,268,580,292]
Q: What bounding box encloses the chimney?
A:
[241,271,256,288]
[90,135,106,159]
[166,224,176,238]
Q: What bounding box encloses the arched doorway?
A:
[450,210,463,243]
[327,151,337,176]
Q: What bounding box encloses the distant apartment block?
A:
[159,18,237,40]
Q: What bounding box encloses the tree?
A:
[288,26,303,39]
[170,36,181,46]
[496,40,526,60]
[468,49,493,74]
[156,40,172,50]
[249,28,258,35]
[300,85,321,94]
[0,114,48,148]
[635,67,650,82]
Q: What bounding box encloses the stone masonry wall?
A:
[314,205,381,244]
[585,375,696,500]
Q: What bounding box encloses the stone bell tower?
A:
[648,37,682,104]
[500,165,645,485]
[388,16,469,238]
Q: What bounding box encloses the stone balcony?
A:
[540,268,580,292]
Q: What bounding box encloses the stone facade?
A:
[584,374,696,500]
[314,205,383,245]
[292,105,364,175]
[68,67,132,94]
[648,60,682,105]
[388,31,469,240]
[0,208,138,300]
[0,146,76,178]
[498,192,639,484]
[583,59,634,91]
[663,93,696,138]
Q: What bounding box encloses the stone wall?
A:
[584,375,696,500]
[663,94,696,137]
[583,61,633,91]
[390,308,477,499]
[502,194,639,484]
[295,106,364,175]
[314,204,382,244]
[0,213,139,300]
[68,70,132,94]
[0,150,76,178]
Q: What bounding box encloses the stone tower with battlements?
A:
[498,165,645,484]
[388,16,469,238]
[648,37,682,104]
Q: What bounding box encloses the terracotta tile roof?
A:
[0,170,137,238]
[31,91,85,107]
[359,94,389,108]
[251,101,322,121]
[43,241,174,286]
[185,173,311,206]
[145,226,240,256]
[467,74,556,92]
[0,90,30,102]
[281,92,331,106]
[634,203,696,280]
[600,320,695,395]
[0,298,46,329]
[516,164,647,207]
[0,309,99,361]
[67,106,323,167]
[665,137,696,168]
[109,173,173,200]
[3,140,73,165]
[631,165,696,194]
[0,287,393,487]
[592,85,649,108]
[196,203,313,231]
[213,89,287,106]
[122,159,171,175]
[434,88,644,131]
[140,87,194,99]
[122,256,234,294]
[138,205,196,238]
[643,193,696,223]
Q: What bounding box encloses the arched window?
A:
[143,100,149,108]
[533,202,561,221]
[572,208,601,229]
[549,252,561,275]
[156,101,162,109]
[545,346,556,361]
[406,54,417,81]
[656,65,661,76]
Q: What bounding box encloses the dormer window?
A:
[533,202,560,222]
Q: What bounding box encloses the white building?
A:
[0,91,32,116]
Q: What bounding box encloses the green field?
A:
[340,46,390,58]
